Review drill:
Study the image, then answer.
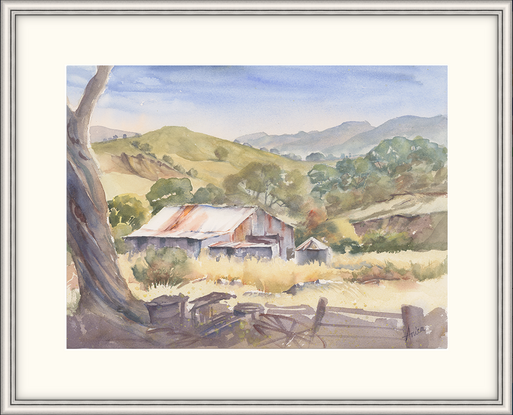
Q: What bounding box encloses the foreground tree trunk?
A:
[67,66,149,325]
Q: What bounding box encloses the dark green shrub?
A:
[139,143,152,152]
[361,231,413,253]
[162,154,174,166]
[174,164,186,174]
[214,146,229,161]
[383,260,409,276]
[412,258,447,281]
[131,246,191,288]
[331,238,362,254]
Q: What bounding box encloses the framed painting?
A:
[1,0,511,414]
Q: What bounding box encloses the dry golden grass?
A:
[193,252,351,291]
[100,171,155,200]
[117,249,447,314]
[126,274,446,315]
[332,249,447,269]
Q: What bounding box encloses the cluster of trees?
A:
[222,162,307,215]
[107,178,227,252]
[257,148,340,162]
[102,133,139,142]
[130,141,198,177]
[291,136,447,250]
[107,194,150,254]
[305,152,340,162]
[108,176,227,224]
[307,136,447,218]
[131,140,155,158]
[145,178,226,215]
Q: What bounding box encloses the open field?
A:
[115,249,447,314]
[67,241,447,317]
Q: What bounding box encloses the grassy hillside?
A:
[92,126,312,198]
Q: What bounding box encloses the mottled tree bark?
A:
[67,66,149,325]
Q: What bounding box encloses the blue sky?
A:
[67,66,447,140]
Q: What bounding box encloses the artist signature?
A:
[403,325,426,341]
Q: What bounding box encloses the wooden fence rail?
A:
[144,293,447,349]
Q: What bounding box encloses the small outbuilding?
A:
[295,237,332,266]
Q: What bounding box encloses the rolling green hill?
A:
[91,126,312,199]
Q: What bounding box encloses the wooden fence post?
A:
[401,305,428,348]
[312,297,327,335]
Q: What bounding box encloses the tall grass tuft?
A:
[412,258,448,281]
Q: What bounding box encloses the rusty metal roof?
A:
[128,205,257,240]
[296,237,329,251]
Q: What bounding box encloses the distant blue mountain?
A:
[237,121,374,158]
[236,115,447,158]
[324,115,448,156]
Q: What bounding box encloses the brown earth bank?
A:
[103,152,186,181]
[352,211,447,250]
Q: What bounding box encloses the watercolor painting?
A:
[67,66,448,349]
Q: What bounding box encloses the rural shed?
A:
[124,204,294,260]
[295,237,332,266]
